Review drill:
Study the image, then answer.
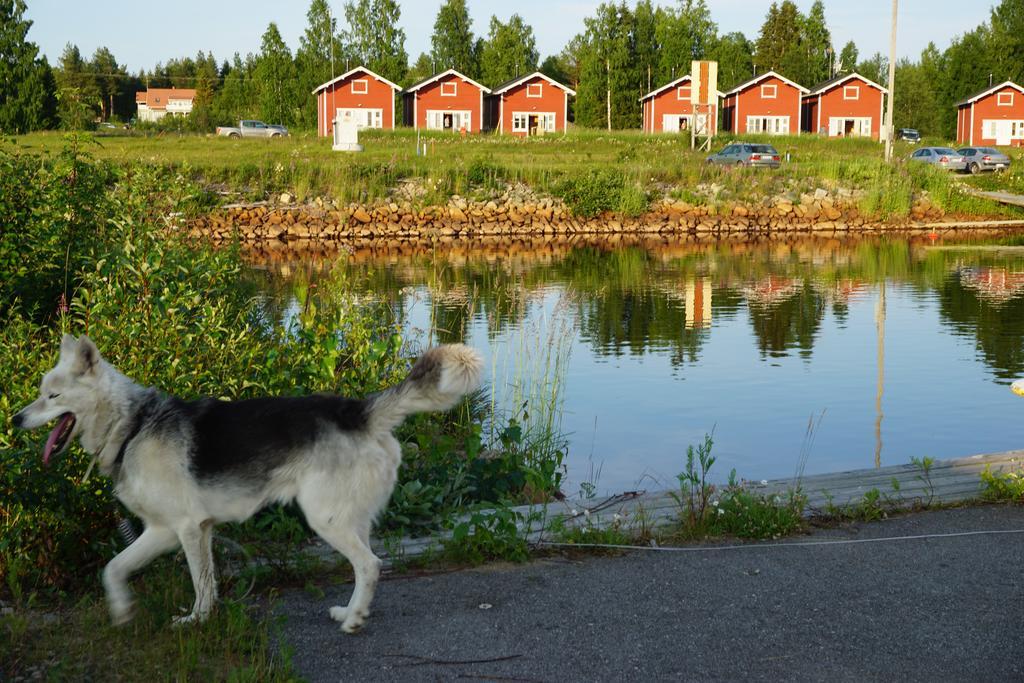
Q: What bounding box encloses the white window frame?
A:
[746,115,789,135]
[336,107,383,130]
[829,116,872,137]
[1013,121,1024,139]
[351,79,368,95]
[761,84,778,99]
[997,92,1014,107]
[440,81,457,97]
[426,109,471,131]
[512,111,555,134]
[843,85,860,100]
[526,83,543,98]
[677,86,690,100]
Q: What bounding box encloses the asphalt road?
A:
[277,505,1024,682]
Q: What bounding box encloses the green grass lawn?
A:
[8,128,1022,219]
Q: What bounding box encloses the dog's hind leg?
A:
[173,519,218,626]
[103,525,179,625]
[307,516,381,634]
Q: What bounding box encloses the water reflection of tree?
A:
[250,238,1024,379]
[746,281,827,359]
[936,268,1024,381]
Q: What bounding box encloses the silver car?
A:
[707,143,782,168]
[957,147,1012,174]
[909,147,966,172]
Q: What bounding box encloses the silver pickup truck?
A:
[216,120,289,138]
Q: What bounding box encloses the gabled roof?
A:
[804,72,887,96]
[955,81,1024,107]
[724,70,809,96]
[403,68,491,94]
[488,71,576,97]
[640,75,724,102]
[312,66,401,95]
[136,88,196,110]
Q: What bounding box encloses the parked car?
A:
[897,128,921,143]
[216,120,289,138]
[909,147,966,172]
[957,147,1012,174]
[706,143,782,168]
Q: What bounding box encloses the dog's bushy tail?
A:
[367,344,484,432]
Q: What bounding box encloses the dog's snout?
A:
[12,411,25,428]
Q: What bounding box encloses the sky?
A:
[24,1,994,75]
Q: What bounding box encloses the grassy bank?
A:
[9,129,1022,220]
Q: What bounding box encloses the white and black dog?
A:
[13,334,482,633]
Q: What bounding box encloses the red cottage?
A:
[640,75,722,135]
[484,72,575,136]
[801,73,887,140]
[722,71,808,136]
[312,66,401,137]
[402,69,490,133]
[956,81,1024,146]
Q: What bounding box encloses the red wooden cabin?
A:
[402,69,490,133]
[312,66,401,137]
[484,72,575,136]
[722,71,807,136]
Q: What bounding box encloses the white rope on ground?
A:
[534,528,1024,553]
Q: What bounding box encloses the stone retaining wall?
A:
[188,193,955,246]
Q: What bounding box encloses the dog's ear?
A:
[71,335,101,377]
[60,333,77,357]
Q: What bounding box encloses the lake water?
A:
[250,233,1024,494]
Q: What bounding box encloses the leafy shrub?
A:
[554,169,649,217]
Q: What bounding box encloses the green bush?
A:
[554,168,650,217]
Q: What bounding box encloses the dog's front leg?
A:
[173,519,218,626]
[103,525,179,625]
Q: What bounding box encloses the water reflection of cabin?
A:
[960,267,1024,303]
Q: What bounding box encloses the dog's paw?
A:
[109,601,135,626]
[328,606,348,622]
[341,615,366,634]
[171,613,201,628]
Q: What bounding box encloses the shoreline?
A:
[188,196,1024,250]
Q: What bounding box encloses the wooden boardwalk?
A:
[331,450,1024,563]
[972,189,1024,209]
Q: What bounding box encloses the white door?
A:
[995,121,1012,146]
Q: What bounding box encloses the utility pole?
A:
[883,0,898,162]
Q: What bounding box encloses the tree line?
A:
[1,0,1022,137]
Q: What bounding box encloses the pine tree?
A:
[0,0,55,132]
[255,23,299,126]
[89,47,124,121]
[479,14,538,85]
[856,53,887,85]
[191,51,219,130]
[431,0,477,77]
[801,1,832,85]
[406,52,433,85]
[212,53,258,124]
[753,1,802,79]
[55,43,99,129]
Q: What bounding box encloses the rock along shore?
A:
[189,190,1006,250]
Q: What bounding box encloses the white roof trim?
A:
[806,72,888,96]
[958,81,1024,106]
[490,71,576,97]
[640,75,724,102]
[404,68,491,94]
[724,70,809,96]
[312,66,401,95]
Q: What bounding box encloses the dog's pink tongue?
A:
[43,413,73,466]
